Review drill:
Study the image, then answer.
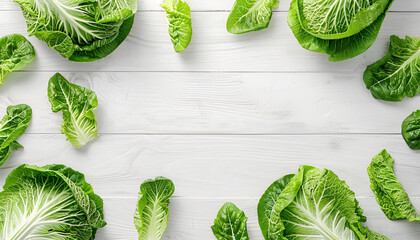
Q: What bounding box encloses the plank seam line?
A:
[22,133,402,136]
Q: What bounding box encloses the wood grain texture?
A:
[99,197,420,240]
[0,0,419,11]
[0,134,419,198]
[0,12,419,72]
[1,72,420,134]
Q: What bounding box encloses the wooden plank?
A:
[0,12,418,72]
[1,72,419,134]
[1,0,419,11]
[0,134,419,198]
[98,197,420,240]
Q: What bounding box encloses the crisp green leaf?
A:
[257,174,295,240]
[288,0,394,61]
[211,202,249,240]
[161,0,192,53]
[14,0,136,62]
[48,73,98,148]
[226,0,279,34]
[0,164,106,239]
[368,150,420,222]
[0,104,32,167]
[402,110,420,150]
[296,0,391,40]
[0,34,35,84]
[134,177,175,240]
[259,165,384,240]
[364,35,420,101]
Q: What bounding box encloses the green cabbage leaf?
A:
[14,0,137,62]
[0,164,106,239]
[161,0,192,53]
[258,165,389,240]
[211,202,249,240]
[0,104,32,167]
[0,34,35,84]
[368,150,420,222]
[226,0,279,34]
[134,177,175,240]
[364,36,420,101]
[48,73,98,148]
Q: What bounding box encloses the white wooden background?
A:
[1,0,420,239]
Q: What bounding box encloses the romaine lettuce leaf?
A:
[134,177,175,240]
[211,202,249,240]
[0,164,106,239]
[0,34,35,84]
[368,150,420,222]
[48,73,98,148]
[226,0,279,34]
[0,104,32,167]
[161,0,192,53]
[364,35,420,101]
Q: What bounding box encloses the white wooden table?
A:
[1,0,420,239]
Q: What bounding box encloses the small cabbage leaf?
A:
[48,73,98,148]
[260,165,387,240]
[402,110,420,150]
[0,34,35,85]
[14,0,137,62]
[288,0,394,61]
[226,0,279,34]
[296,0,391,40]
[368,150,420,222]
[211,202,249,240]
[0,104,32,167]
[161,0,192,53]
[0,164,106,239]
[134,177,175,240]
[364,35,420,101]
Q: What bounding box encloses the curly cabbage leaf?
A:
[288,0,394,61]
[48,73,98,148]
[364,36,420,101]
[0,104,32,167]
[134,177,175,240]
[0,164,106,239]
[296,0,391,40]
[211,202,249,240]
[14,0,137,62]
[226,0,279,34]
[0,34,35,85]
[402,110,420,150]
[368,150,420,222]
[161,0,192,53]
[259,165,388,240]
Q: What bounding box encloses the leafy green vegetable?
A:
[259,165,388,240]
[14,0,137,62]
[0,104,32,167]
[226,0,279,34]
[402,110,420,150]
[0,34,35,84]
[48,73,98,148]
[134,177,175,240]
[211,202,249,240]
[257,174,295,240]
[0,164,106,239]
[364,36,420,101]
[161,0,192,53]
[288,0,394,61]
[368,150,420,222]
